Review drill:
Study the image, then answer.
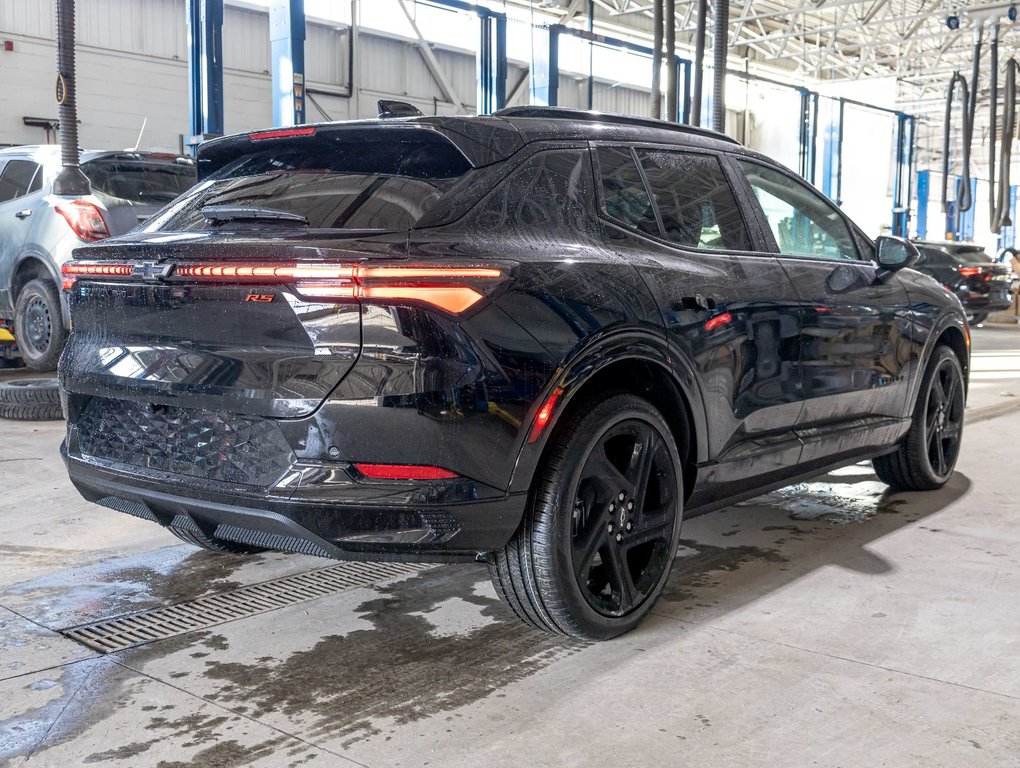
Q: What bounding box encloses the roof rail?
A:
[493,106,741,145]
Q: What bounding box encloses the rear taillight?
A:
[958,266,982,277]
[55,200,110,242]
[60,260,508,314]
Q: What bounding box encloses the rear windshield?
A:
[152,135,471,232]
[84,157,196,204]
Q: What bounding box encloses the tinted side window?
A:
[471,148,594,233]
[920,248,954,266]
[637,150,750,251]
[595,146,659,238]
[0,160,41,203]
[740,161,859,261]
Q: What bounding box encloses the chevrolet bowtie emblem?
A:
[132,261,173,280]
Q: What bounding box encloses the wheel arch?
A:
[508,329,707,504]
[907,313,970,412]
[11,254,68,329]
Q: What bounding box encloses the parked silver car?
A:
[0,146,196,369]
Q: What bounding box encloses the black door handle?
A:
[15,209,32,219]
[674,294,717,311]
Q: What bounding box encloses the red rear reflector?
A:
[705,311,733,331]
[353,463,459,480]
[958,267,981,277]
[249,126,317,141]
[529,386,564,443]
[55,200,110,241]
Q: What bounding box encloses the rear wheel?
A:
[873,345,965,491]
[14,279,67,372]
[169,527,269,555]
[488,393,683,641]
[967,312,989,326]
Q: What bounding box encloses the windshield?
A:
[84,157,196,204]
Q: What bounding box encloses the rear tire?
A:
[967,312,989,326]
[488,393,683,641]
[873,345,965,491]
[14,279,67,372]
[169,527,269,555]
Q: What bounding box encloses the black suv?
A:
[912,241,1013,325]
[59,108,969,640]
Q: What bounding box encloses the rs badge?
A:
[245,293,275,303]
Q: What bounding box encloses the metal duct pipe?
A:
[989,23,1000,229]
[651,0,663,119]
[53,0,90,196]
[665,0,676,121]
[712,0,729,133]
[691,0,707,125]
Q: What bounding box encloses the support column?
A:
[821,99,844,205]
[891,113,916,238]
[186,0,224,152]
[797,89,818,184]
[916,170,930,240]
[270,0,306,128]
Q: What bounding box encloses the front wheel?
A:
[873,345,965,491]
[488,393,683,641]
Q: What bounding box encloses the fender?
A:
[506,325,709,495]
[909,309,970,404]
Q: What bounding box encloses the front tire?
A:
[14,279,67,372]
[488,393,683,641]
[873,345,965,491]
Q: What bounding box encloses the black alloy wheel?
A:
[923,353,965,481]
[873,345,965,491]
[570,420,678,617]
[488,393,683,640]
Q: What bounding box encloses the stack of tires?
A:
[0,378,63,421]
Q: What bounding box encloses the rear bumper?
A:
[959,293,1013,312]
[63,448,525,563]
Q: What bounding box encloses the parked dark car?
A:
[913,240,1014,325]
[58,108,969,640]
[0,146,196,369]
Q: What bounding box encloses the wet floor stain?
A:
[179,566,584,749]
[660,540,789,604]
[0,547,312,631]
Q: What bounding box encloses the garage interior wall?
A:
[0,0,656,151]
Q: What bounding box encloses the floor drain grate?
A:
[61,561,433,654]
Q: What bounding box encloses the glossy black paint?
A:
[59,110,969,563]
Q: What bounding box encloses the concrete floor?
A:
[2,326,1020,768]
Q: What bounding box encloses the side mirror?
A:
[875,235,919,272]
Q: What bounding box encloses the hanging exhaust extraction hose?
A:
[995,59,1018,229]
[942,72,973,214]
[989,24,1000,229]
[711,0,729,133]
[52,0,90,197]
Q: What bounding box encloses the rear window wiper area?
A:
[201,205,309,226]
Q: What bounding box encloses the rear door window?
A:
[0,160,42,203]
[83,156,196,205]
[635,150,751,251]
[595,146,660,238]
